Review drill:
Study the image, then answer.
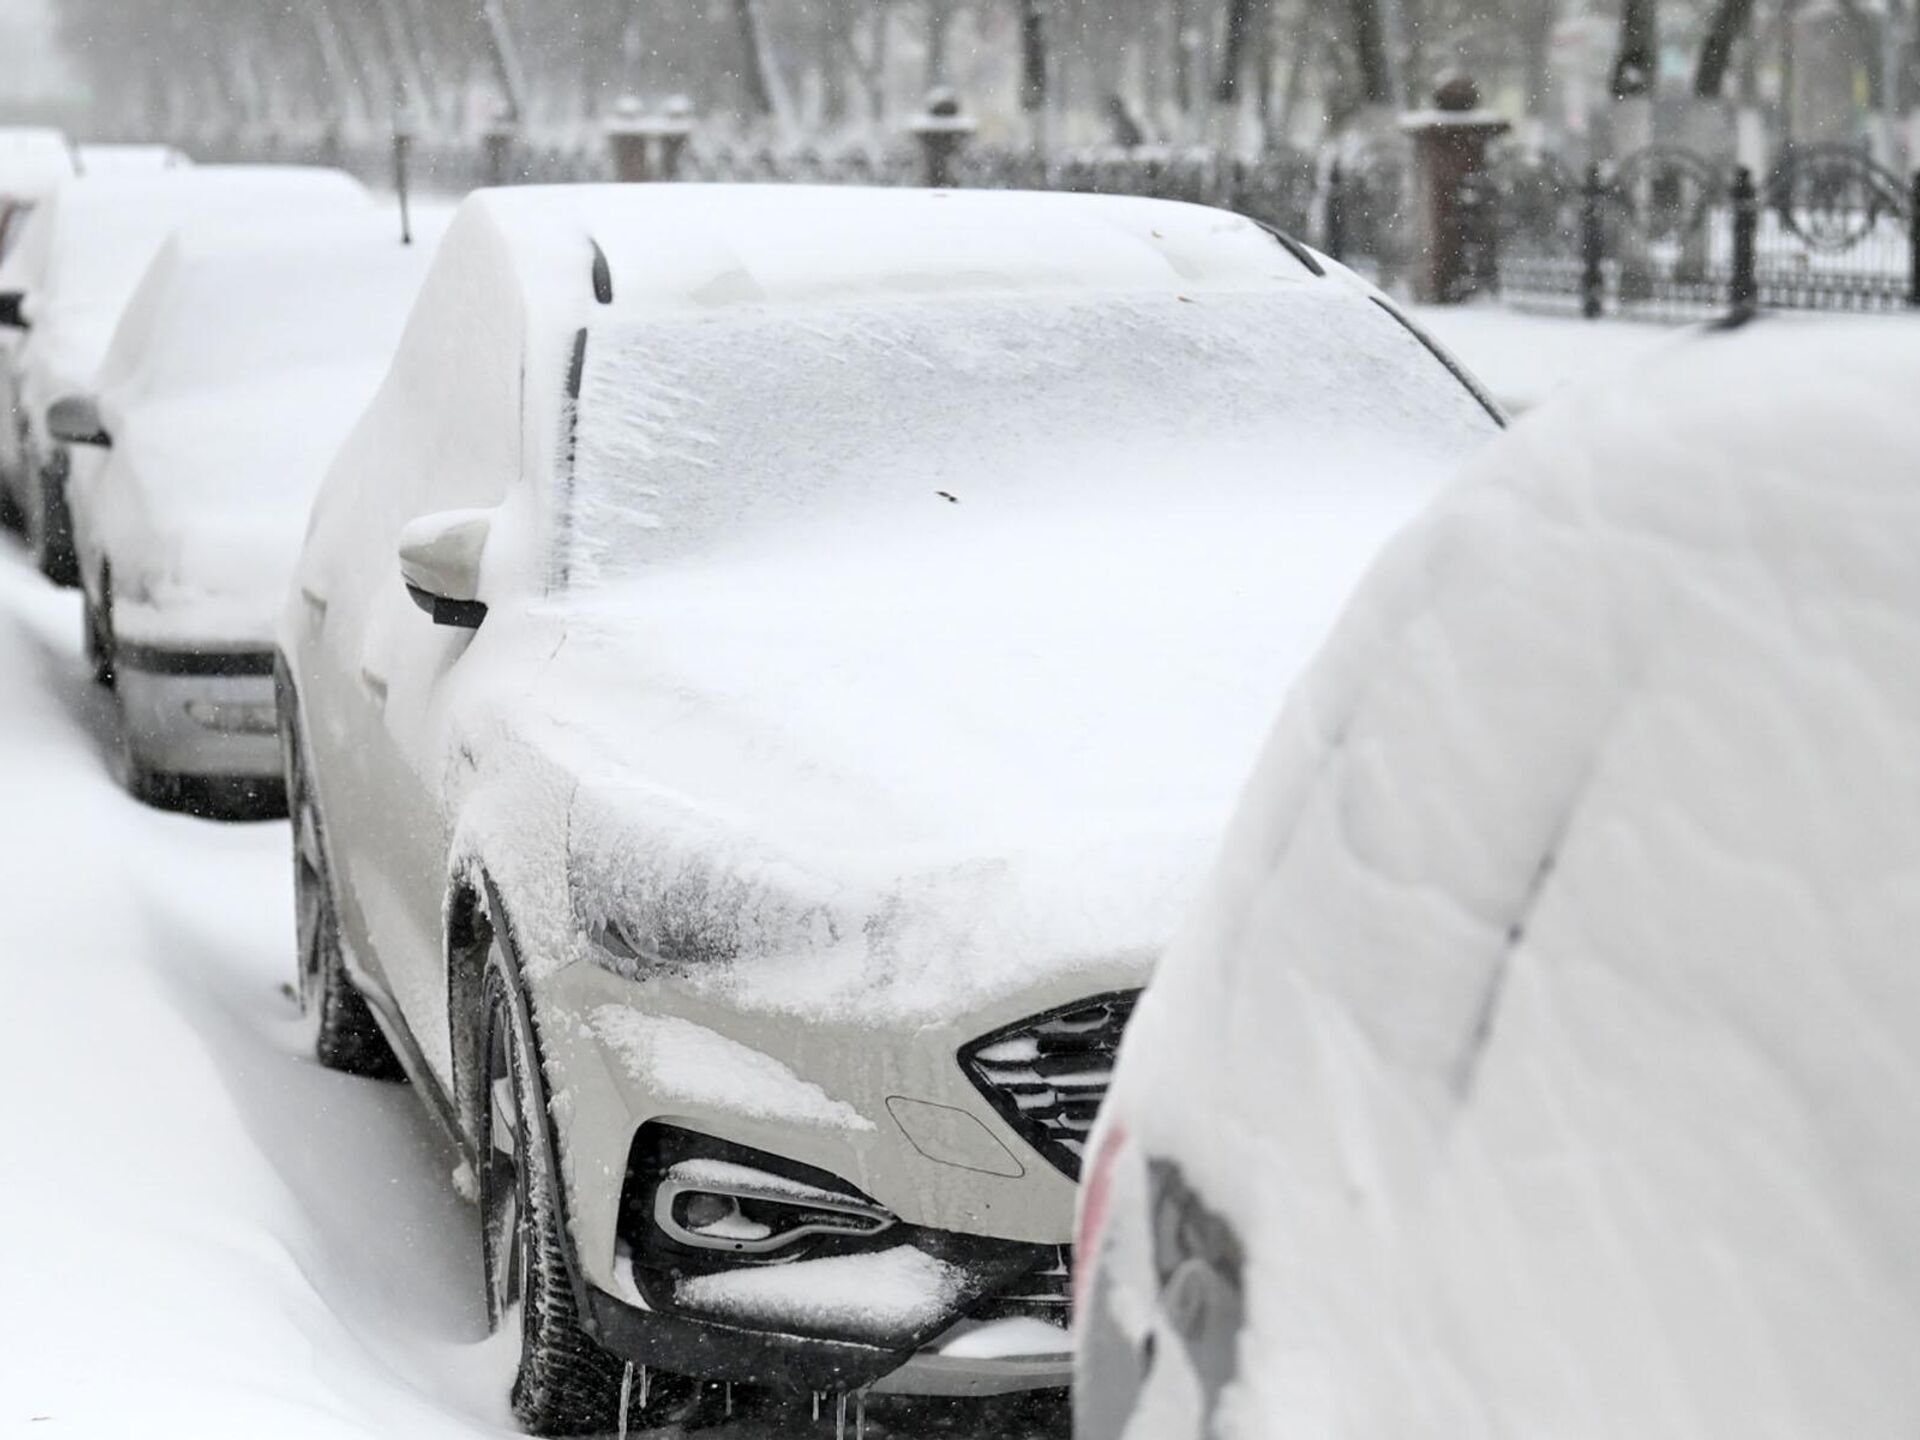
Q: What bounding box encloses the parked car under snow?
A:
[63,213,436,815]
[0,165,369,583]
[1074,319,1920,1440]
[275,183,1499,1433]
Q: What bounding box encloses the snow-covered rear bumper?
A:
[116,646,280,778]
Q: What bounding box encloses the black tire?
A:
[85,569,114,687]
[480,947,630,1435]
[33,452,79,588]
[286,723,402,1077]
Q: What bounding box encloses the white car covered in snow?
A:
[63,214,435,815]
[0,166,369,583]
[0,126,74,260]
[275,184,1498,1433]
[1074,318,1920,1440]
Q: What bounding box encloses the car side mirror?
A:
[399,508,491,629]
[48,394,110,448]
[0,290,26,331]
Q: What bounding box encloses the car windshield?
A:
[561,285,1494,588]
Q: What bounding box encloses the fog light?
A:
[655,1158,895,1257]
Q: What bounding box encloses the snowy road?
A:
[0,538,1066,1440]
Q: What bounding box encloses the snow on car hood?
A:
[549,432,1465,1025]
[1107,317,1920,1438]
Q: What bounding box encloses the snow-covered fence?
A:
[1484,143,1920,320]
[192,121,1919,322]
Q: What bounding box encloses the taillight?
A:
[1073,1118,1128,1313]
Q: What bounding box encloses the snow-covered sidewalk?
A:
[0,543,512,1439]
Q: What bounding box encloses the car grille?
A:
[969,1245,1073,1325]
[958,990,1141,1180]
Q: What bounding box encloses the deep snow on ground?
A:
[0,534,1069,1438]
[1409,303,1680,413]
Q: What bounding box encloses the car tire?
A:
[479,945,632,1435]
[33,452,79,588]
[286,727,403,1078]
[85,569,114,687]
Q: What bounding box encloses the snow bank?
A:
[0,125,74,200]
[1110,316,1920,1438]
[0,552,512,1437]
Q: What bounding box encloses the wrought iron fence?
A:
[196,124,1920,321]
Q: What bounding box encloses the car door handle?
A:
[358,666,389,705]
[300,586,327,627]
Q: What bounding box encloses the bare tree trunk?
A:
[1349,0,1395,105]
[1695,0,1756,96]
[1216,0,1260,103]
[1612,0,1658,99]
[732,0,795,130]
[481,0,530,122]
[1019,0,1049,116]
[924,0,954,88]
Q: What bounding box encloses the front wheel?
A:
[479,947,630,1435]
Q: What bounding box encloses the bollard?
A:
[1728,164,1758,319]
[1324,161,1347,261]
[909,87,977,189]
[483,107,519,187]
[1580,163,1605,320]
[391,118,414,246]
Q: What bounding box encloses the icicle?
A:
[855,1389,867,1440]
[638,1364,650,1411]
[835,1391,848,1440]
[724,1381,734,1417]
[812,1390,822,1423]
[618,1362,633,1440]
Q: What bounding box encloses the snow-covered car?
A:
[0,166,369,580]
[1074,318,1920,1440]
[0,126,74,264]
[276,183,1499,1434]
[74,143,193,176]
[62,213,435,816]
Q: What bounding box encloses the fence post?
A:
[1324,161,1347,262]
[1909,172,1920,307]
[1729,164,1758,320]
[1580,163,1605,320]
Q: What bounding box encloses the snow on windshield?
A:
[561,284,1493,587]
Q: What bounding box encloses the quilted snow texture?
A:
[1113,318,1920,1439]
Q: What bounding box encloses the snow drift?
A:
[1105,316,1920,1439]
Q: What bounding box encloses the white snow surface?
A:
[1105,316,1920,1438]
[587,1006,875,1132]
[674,1245,965,1344]
[0,550,518,1437]
[71,214,439,646]
[0,125,74,200]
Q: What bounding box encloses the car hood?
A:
[531,455,1455,1024]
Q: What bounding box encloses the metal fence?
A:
[200,125,1920,322]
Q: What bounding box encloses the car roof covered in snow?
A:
[1106,316,1920,1437]
[446,183,1325,326]
[6,165,371,309]
[0,126,75,200]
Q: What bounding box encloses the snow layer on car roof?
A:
[460,183,1317,320]
[0,126,74,199]
[1110,317,1920,1437]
